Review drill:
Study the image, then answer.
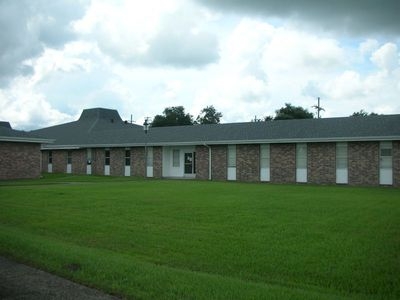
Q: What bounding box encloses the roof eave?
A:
[39,135,400,150]
[0,136,54,144]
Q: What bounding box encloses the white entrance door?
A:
[380,142,393,185]
[146,147,153,177]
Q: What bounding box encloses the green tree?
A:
[351,110,378,117]
[274,103,314,120]
[151,106,194,127]
[196,105,223,124]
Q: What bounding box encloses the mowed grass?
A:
[0,175,399,299]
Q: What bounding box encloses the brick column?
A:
[270,143,296,183]
[111,148,124,176]
[92,148,105,175]
[132,147,145,177]
[237,144,260,182]
[72,149,86,174]
[307,143,336,184]
[195,145,209,180]
[211,145,227,180]
[348,142,379,186]
[53,150,66,173]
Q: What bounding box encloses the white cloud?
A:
[0,77,73,130]
[359,39,379,57]
[371,43,399,72]
[74,0,219,67]
[1,0,400,130]
[198,19,347,120]
[0,0,88,86]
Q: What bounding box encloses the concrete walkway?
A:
[0,256,120,300]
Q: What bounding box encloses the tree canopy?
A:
[274,103,314,120]
[151,106,194,127]
[196,105,222,124]
[351,110,378,117]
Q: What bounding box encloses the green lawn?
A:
[0,174,399,299]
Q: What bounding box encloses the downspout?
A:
[203,143,212,180]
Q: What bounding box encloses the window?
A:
[336,142,348,184]
[380,148,392,158]
[146,147,153,167]
[296,144,307,169]
[296,143,307,183]
[380,141,393,185]
[227,145,236,181]
[336,143,348,169]
[125,149,131,166]
[48,151,53,164]
[67,151,72,164]
[260,144,270,168]
[260,144,270,182]
[227,145,236,167]
[105,149,110,166]
[173,149,180,167]
[87,148,92,165]
[380,142,392,169]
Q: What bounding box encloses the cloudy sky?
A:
[1,0,399,130]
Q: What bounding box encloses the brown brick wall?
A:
[237,144,260,182]
[0,142,41,180]
[270,143,296,183]
[393,141,400,187]
[42,150,49,172]
[308,143,336,184]
[37,140,397,187]
[195,145,209,180]
[153,147,162,178]
[111,148,124,176]
[132,147,145,177]
[211,145,227,180]
[91,148,105,175]
[52,150,67,173]
[348,142,379,186]
[72,149,86,174]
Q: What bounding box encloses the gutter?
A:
[0,136,55,144]
[203,143,212,181]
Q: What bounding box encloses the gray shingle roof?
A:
[32,108,400,149]
[0,121,51,143]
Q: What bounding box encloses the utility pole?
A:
[312,97,325,118]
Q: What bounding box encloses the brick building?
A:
[33,108,400,187]
[0,121,51,180]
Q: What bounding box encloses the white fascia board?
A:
[39,136,400,150]
[201,136,400,145]
[41,145,82,150]
[0,136,54,144]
